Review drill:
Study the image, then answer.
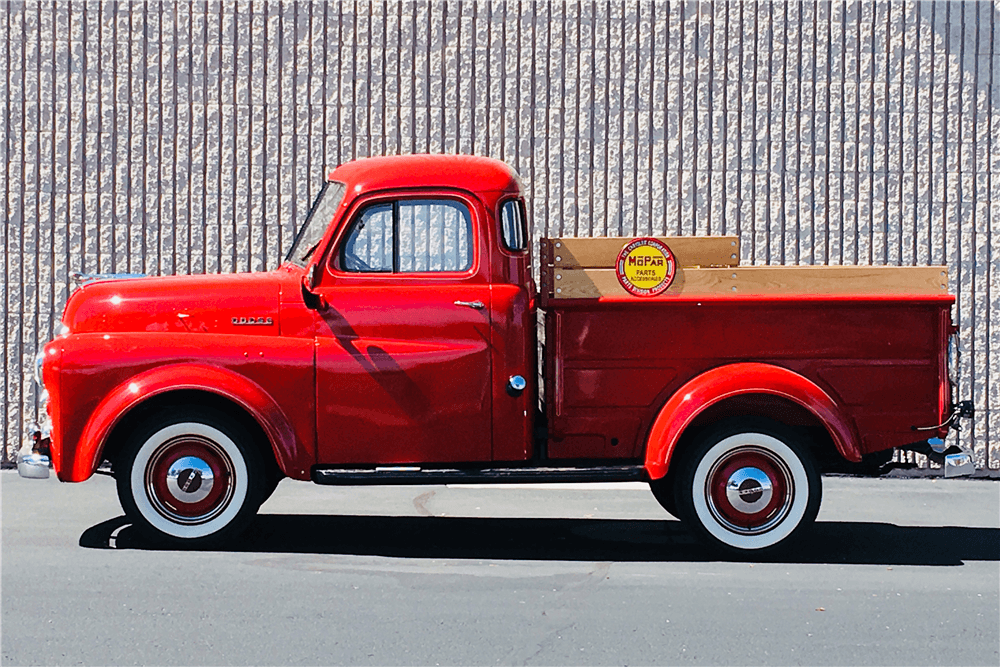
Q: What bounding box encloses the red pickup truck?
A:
[19,154,974,554]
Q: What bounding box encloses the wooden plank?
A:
[547,266,950,299]
[544,236,740,269]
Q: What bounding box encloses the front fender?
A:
[643,362,861,479]
[66,364,301,482]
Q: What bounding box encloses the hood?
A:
[61,271,287,336]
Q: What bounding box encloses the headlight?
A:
[33,350,45,387]
[32,321,68,389]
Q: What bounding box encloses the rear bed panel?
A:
[543,294,954,462]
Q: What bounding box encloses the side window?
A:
[340,199,473,273]
[500,199,527,252]
[399,200,472,272]
[341,203,394,272]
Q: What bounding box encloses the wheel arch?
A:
[72,364,300,482]
[644,362,862,480]
[103,390,281,481]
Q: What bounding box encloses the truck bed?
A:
[539,236,953,464]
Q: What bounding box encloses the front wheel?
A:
[116,407,265,547]
[673,418,821,556]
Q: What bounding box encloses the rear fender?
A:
[70,364,302,482]
[644,362,861,479]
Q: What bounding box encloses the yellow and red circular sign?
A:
[615,238,676,297]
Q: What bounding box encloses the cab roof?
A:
[327,154,522,195]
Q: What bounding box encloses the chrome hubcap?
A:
[705,445,794,535]
[724,467,773,514]
[145,435,235,525]
[165,456,215,503]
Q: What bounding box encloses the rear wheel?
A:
[116,407,265,547]
[673,418,821,555]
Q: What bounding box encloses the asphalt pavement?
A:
[2,470,998,666]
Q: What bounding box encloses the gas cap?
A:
[507,375,526,397]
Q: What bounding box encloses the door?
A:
[313,196,493,465]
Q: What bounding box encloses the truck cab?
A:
[290,155,536,467]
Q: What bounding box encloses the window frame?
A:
[331,193,478,277]
[498,197,529,254]
[338,200,397,273]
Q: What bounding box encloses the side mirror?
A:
[308,262,322,289]
[301,269,327,310]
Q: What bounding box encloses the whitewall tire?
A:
[674,419,821,555]
[116,408,264,546]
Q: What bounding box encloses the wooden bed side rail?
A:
[540,236,740,270]
[542,265,950,299]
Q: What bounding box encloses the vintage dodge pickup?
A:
[19,154,975,554]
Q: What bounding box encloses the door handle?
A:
[454,300,485,310]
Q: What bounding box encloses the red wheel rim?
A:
[704,445,794,535]
[145,435,235,525]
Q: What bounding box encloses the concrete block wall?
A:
[3,1,997,470]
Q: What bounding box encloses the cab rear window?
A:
[500,199,527,252]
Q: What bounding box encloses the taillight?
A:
[946,331,961,409]
[947,333,959,385]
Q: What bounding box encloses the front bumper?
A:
[17,423,51,479]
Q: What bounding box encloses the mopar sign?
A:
[615,238,677,297]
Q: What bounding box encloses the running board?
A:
[311,464,648,486]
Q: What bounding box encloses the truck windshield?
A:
[286,181,347,267]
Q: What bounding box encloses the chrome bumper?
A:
[17,423,51,479]
[943,451,975,478]
[927,437,977,479]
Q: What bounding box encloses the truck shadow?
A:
[80,514,999,566]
